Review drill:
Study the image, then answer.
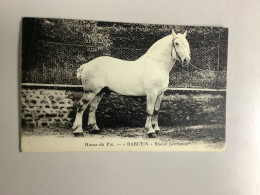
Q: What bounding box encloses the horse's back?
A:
[80,56,138,79]
[79,56,148,95]
[81,56,132,71]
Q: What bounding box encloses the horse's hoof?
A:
[147,133,157,138]
[73,132,84,137]
[73,127,84,136]
[88,124,100,131]
[90,129,101,134]
[155,130,161,135]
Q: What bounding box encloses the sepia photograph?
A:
[21,17,228,152]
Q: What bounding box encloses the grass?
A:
[22,124,225,144]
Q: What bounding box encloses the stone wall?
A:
[21,86,226,129]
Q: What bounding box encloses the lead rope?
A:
[189,62,209,71]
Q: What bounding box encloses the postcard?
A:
[21,17,227,152]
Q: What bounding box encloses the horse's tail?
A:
[76,65,84,80]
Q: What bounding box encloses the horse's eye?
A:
[175,42,179,46]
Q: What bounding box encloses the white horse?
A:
[72,29,190,137]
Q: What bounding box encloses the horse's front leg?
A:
[145,92,157,138]
[152,92,164,135]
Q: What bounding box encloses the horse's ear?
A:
[183,30,187,38]
[172,29,177,38]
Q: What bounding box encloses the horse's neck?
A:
[140,35,175,73]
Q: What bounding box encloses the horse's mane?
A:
[141,34,172,59]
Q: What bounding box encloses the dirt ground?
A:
[21,124,225,152]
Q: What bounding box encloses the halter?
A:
[171,37,182,62]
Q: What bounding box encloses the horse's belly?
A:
[110,86,145,96]
[106,75,146,96]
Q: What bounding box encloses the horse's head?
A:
[171,29,191,66]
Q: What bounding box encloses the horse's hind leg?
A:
[72,90,99,136]
[152,92,164,135]
[88,91,104,134]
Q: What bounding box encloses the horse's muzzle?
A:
[182,57,190,66]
